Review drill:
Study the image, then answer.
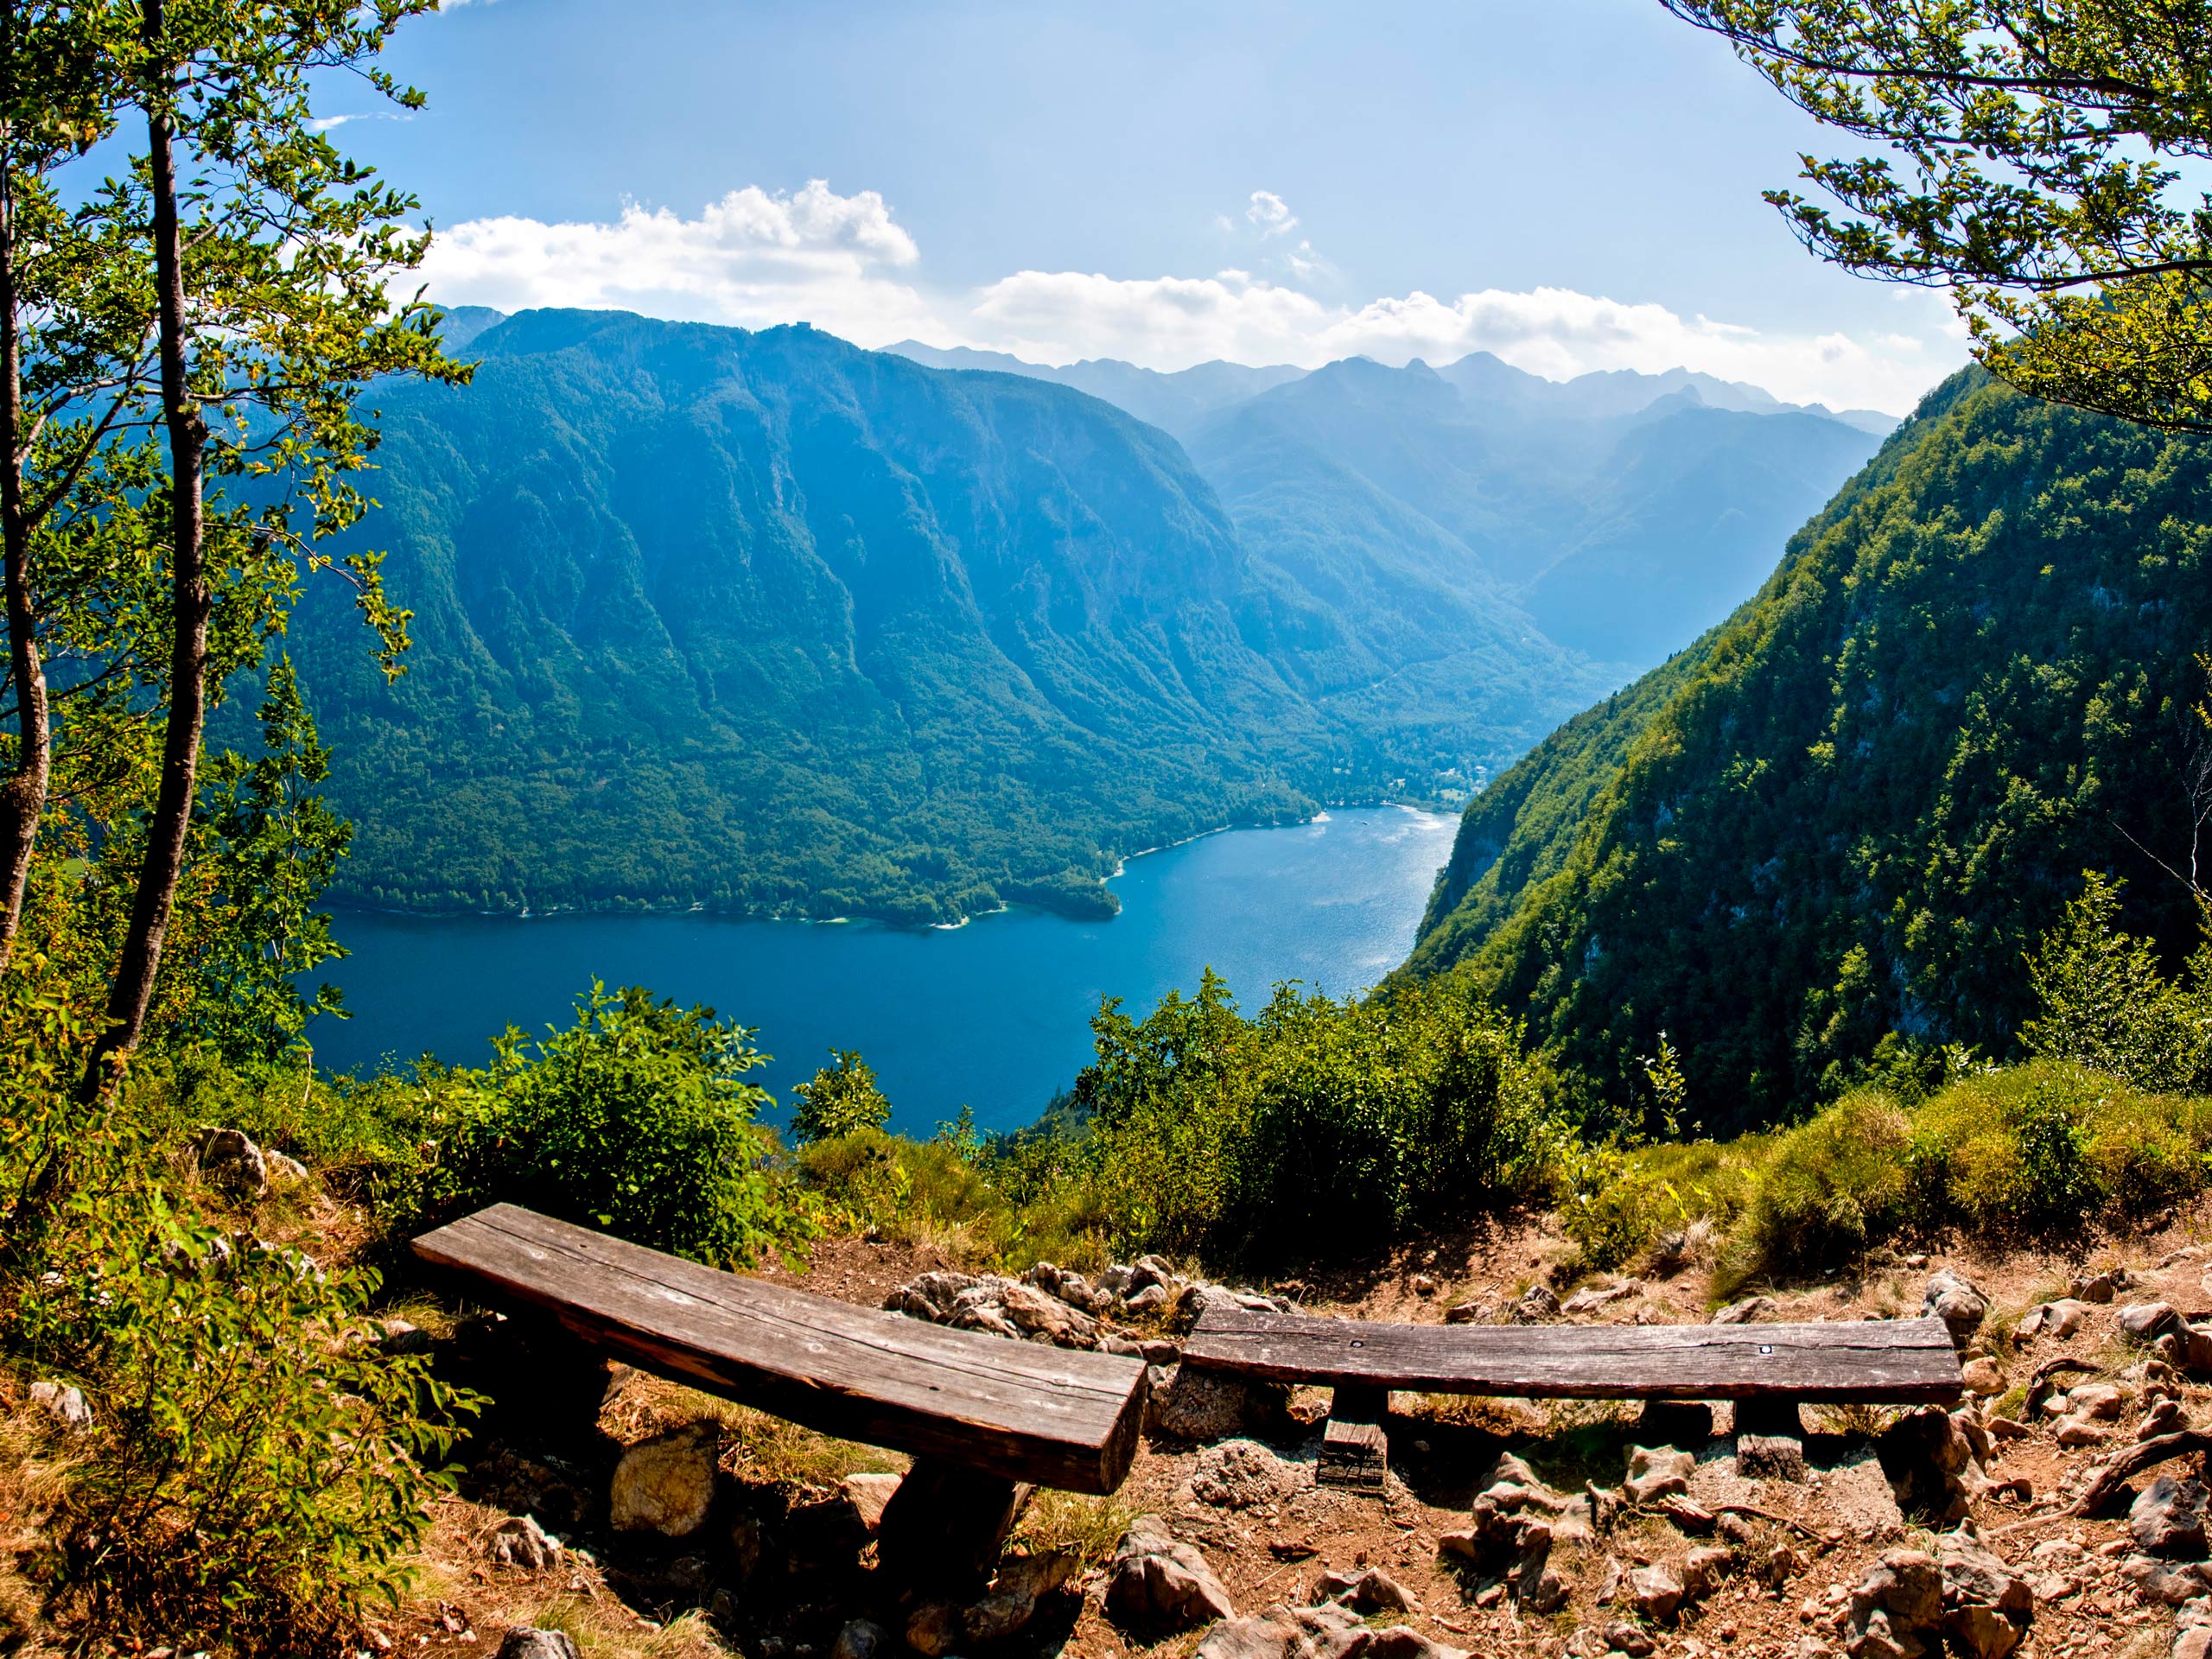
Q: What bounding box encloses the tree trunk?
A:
[0,60,54,974]
[79,10,204,1103]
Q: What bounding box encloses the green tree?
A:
[1659,0,2212,432]
[67,0,466,1104]
[789,1048,893,1144]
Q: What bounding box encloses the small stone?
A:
[2069,1382,2124,1420]
[904,1603,962,1658]
[2055,1414,2112,1447]
[1410,1273,1439,1297]
[29,1380,91,1432]
[830,1620,887,1659]
[194,1127,269,1198]
[1103,1517,1235,1631]
[1631,1563,1686,1621]
[2142,1398,2190,1440]
[966,1551,1078,1643]
[1939,1529,2033,1659]
[1626,1445,1696,1504]
[1192,1617,1301,1659]
[608,1421,719,1537]
[265,1149,309,1184]
[486,1514,561,1570]
[1343,1566,1420,1614]
[1683,1546,1733,1599]
[1714,1295,1777,1325]
[2073,1269,2121,1303]
[2133,1475,2211,1560]
[1124,1282,1171,1313]
[493,1634,579,1659]
[1961,1357,2004,1395]
[1147,1365,1259,1442]
[1443,1301,1488,1325]
[2123,1302,2184,1342]
[841,1471,902,1530]
[1987,1415,2031,1440]
[2179,1631,2212,1659]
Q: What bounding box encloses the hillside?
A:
[289,310,1342,924]
[1405,369,2212,1128]
[1186,356,1888,667]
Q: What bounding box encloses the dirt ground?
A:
[310,1203,2212,1659]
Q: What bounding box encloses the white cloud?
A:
[309,111,411,133]
[416,181,939,342]
[1245,190,1298,238]
[418,181,1960,413]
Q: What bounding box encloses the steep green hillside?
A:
[290,310,1351,923]
[1408,371,2212,1128]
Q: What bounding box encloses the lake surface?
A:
[310,805,1459,1136]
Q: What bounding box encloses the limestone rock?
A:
[494,1633,580,1659]
[1713,1294,1777,1325]
[265,1149,310,1185]
[2178,1630,2212,1659]
[194,1127,269,1198]
[2069,1382,2124,1420]
[904,1603,962,1658]
[1103,1517,1235,1631]
[841,1471,902,1531]
[1193,1615,1302,1659]
[608,1422,719,1537]
[2123,1301,2184,1342]
[1923,1269,1988,1346]
[1845,1550,1942,1659]
[1512,1284,1562,1322]
[2121,1555,2212,1605]
[2134,1475,2212,1560]
[1341,1566,1419,1614]
[999,1280,1102,1347]
[1630,1562,1685,1621]
[1876,1408,1976,1524]
[2073,1268,2126,1303]
[1443,1300,1488,1325]
[1939,1529,2033,1659]
[1125,1282,1172,1313]
[830,1620,888,1659]
[1563,1278,1641,1314]
[1682,1545,1733,1599]
[29,1380,91,1432]
[967,1551,1078,1643]
[487,1514,561,1570]
[1625,1445,1694,1504]
[1961,1357,2005,1395]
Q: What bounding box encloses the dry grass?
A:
[519,1598,730,1659]
[0,1407,76,1656]
[1815,1402,1901,1440]
[1009,1489,1134,1568]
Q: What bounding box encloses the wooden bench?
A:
[413,1204,1149,1580]
[1182,1303,1963,1491]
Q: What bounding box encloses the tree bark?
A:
[79,3,204,1103]
[0,26,54,975]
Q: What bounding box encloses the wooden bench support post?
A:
[877,1459,1033,1592]
[1318,1384,1389,1495]
[1732,1396,1808,1482]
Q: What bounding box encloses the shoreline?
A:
[330,798,1459,933]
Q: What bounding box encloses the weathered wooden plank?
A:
[1181,1306,1960,1402]
[412,1204,1147,1492]
[1318,1384,1389,1494]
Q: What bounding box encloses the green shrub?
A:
[436,984,817,1267]
[2021,872,2212,1090]
[790,1048,893,1144]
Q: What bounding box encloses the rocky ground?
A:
[22,1151,2212,1659]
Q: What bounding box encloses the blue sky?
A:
[324,0,1969,412]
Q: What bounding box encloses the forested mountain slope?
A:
[289,310,1351,923]
[1406,371,2212,1128]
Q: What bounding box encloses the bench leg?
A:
[1318,1384,1389,1494]
[1733,1397,1808,1481]
[876,1459,1032,1591]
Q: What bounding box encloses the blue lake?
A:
[310,805,1460,1136]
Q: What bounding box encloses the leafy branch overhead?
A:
[1658,0,2212,432]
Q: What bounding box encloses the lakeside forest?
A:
[7,0,2212,1655]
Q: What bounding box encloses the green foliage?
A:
[189,658,353,1068]
[2021,872,2212,1091]
[1660,1,2212,434]
[790,1049,893,1144]
[0,969,472,1652]
[431,984,817,1268]
[1411,373,2212,1129]
[1077,969,1560,1266]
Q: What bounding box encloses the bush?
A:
[435,984,817,1267]
[1725,1091,1921,1286]
[2020,871,2212,1090]
[1078,970,1560,1267]
[790,1048,893,1144]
